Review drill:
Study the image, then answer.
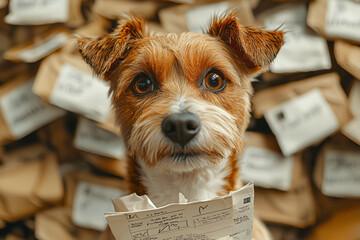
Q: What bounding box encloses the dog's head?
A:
[78,14,283,173]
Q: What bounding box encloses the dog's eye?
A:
[132,76,155,95]
[203,71,226,92]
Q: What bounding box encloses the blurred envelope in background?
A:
[334,41,360,80]
[65,172,128,232]
[342,80,360,145]
[0,144,64,222]
[35,207,102,240]
[252,73,352,156]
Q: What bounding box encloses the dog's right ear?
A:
[78,16,146,80]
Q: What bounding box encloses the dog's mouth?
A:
[155,151,223,172]
[170,152,200,160]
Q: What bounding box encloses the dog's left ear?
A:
[78,16,146,80]
[207,13,284,73]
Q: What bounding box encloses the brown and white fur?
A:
[78,13,283,240]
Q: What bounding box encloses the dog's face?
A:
[78,14,283,173]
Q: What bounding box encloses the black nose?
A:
[161,112,201,147]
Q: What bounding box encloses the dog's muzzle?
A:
[161,111,200,148]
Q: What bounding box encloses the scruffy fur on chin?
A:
[78,13,283,240]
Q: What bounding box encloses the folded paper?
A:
[106,182,255,240]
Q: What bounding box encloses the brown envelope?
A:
[0,76,33,144]
[35,172,128,240]
[81,152,127,178]
[93,0,161,20]
[342,80,360,145]
[61,17,111,55]
[244,131,304,191]
[0,144,64,222]
[159,0,256,34]
[312,134,360,220]
[312,185,360,223]
[0,0,7,9]
[4,28,70,63]
[64,172,128,209]
[33,46,118,131]
[254,174,316,228]
[307,0,328,39]
[334,41,360,80]
[5,0,82,27]
[67,0,85,28]
[4,0,83,27]
[307,0,360,44]
[33,51,115,131]
[252,73,353,128]
[35,207,102,240]
[66,172,128,238]
[33,52,87,103]
[33,16,111,106]
[313,134,360,191]
[306,205,360,240]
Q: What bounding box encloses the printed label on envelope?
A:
[50,64,111,122]
[265,89,339,156]
[322,150,360,197]
[262,3,331,73]
[325,0,360,42]
[106,182,254,240]
[240,146,294,191]
[186,2,229,33]
[74,118,126,159]
[72,181,127,231]
[0,79,65,139]
[5,0,69,25]
[18,32,68,62]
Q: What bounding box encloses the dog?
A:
[78,13,283,240]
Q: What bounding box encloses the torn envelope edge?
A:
[105,182,254,240]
